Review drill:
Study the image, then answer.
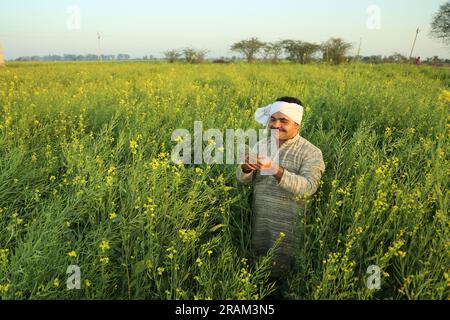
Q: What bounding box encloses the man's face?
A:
[269,112,300,141]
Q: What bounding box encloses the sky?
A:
[0,0,449,59]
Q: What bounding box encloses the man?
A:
[236,97,325,279]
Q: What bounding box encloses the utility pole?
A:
[97,32,103,62]
[356,37,363,61]
[0,42,5,67]
[409,27,420,61]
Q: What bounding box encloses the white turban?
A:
[255,101,304,127]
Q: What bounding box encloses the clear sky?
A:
[0,0,449,59]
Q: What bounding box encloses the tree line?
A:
[14,48,450,66]
[162,37,355,64]
[14,54,131,62]
[162,37,449,65]
[232,37,352,64]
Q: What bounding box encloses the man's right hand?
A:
[241,155,259,173]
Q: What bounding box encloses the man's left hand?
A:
[257,157,284,180]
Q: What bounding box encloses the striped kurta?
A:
[236,134,325,277]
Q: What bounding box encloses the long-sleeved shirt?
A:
[236,133,325,276]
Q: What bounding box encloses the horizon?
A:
[1,0,449,60]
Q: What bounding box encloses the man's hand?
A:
[241,154,259,174]
[241,155,285,181]
[257,156,280,176]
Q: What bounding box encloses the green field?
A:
[0,62,448,299]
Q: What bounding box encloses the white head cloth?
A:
[254,101,304,127]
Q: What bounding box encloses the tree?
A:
[195,49,208,64]
[230,37,266,63]
[390,52,408,63]
[361,55,383,64]
[183,47,197,63]
[426,55,443,66]
[163,49,182,63]
[117,54,130,60]
[182,47,208,64]
[281,40,320,64]
[431,2,450,45]
[321,38,353,64]
[86,54,100,61]
[64,54,77,61]
[262,41,284,63]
